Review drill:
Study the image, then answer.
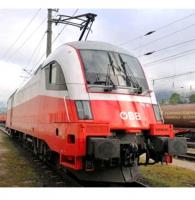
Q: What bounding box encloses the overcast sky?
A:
[1,9,195,102]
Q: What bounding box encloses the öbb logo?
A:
[120,111,141,120]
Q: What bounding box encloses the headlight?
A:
[75,100,93,120]
[153,104,163,122]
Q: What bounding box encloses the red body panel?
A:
[90,100,157,130]
[6,94,172,169]
[7,95,158,133]
[150,124,174,138]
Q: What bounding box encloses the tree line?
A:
[160,93,195,104]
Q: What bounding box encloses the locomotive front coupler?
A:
[143,135,187,164]
[85,135,140,182]
[86,134,140,168]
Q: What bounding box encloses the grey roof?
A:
[66,41,134,56]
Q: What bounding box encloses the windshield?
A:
[80,50,148,91]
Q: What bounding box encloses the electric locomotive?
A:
[6,41,187,183]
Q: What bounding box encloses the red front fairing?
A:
[75,48,162,131]
[90,100,157,130]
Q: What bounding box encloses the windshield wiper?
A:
[118,54,142,94]
[103,53,116,91]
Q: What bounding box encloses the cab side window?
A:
[45,61,67,90]
[50,64,57,84]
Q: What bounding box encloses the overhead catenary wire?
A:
[141,37,195,57]
[21,36,46,83]
[2,9,41,58]
[6,17,47,61]
[20,32,46,83]
[119,11,195,47]
[32,43,44,68]
[32,9,79,73]
[153,70,195,82]
[34,53,45,68]
[132,23,195,51]
[26,31,47,69]
[52,8,79,44]
[23,31,47,75]
[34,9,79,68]
[155,12,195,32]
[34,9,80,71]
[143,48,195,66]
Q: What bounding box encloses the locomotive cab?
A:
[61,41,186,182]
[6,41,187,183]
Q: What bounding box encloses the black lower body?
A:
[74,133,187,183]
[5,128,187,184]
[70,165,140,183]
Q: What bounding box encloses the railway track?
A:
[187,141,195,148]
[177,153,195,162]
[0,126,147,187]
[175,140,195,161]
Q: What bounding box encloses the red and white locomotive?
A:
[6,41,186,183]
